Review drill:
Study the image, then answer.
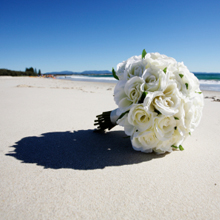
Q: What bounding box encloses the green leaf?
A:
[139,91,148,103]
[185,83,188,90]
[179,74,184,78]
[174,117,179,120]
[174,126,177,130]
[163,67,167,74]
[195,91,202,94]
[179,145,184,151]
[117,110,129,121]
[171,145,178,149]
[142,49,147,59]
[189,132,191,135]
[112,68,119,80]
[155,109,161,115]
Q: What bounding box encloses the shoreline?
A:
[1,76,220,96]
[2,75,220,92]
[55,77,220,95]
[56,75,220,92]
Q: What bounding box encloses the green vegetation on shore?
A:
[0,67,41,76]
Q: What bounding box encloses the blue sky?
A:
[1,0,220,73]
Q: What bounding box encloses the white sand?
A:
[0,77,220,219]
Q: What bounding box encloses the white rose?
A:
[124,55,147,79]
[143,84,181,116]
[190,94,204,130]
[127,104,156,132]
[149,52,176,63]
[114,80,127,115]
[114,76,144,113]
[154,115,176,141]
[184,93,204,133]
[173,92,203,135]
[116,60,127,80]
[171,62,200,96]
[153,84,181,116]
[116,113,135,136]
[131,130,158,153]
[141,65,167,92]
[144,53,177,71]
[170,100,189,137]
[149,52,165,60]
[154,129,184,154]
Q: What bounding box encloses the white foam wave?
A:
[57,76,220,91]
[199,80,220,85]
[70,75,116,81]
[61,76,220,84]
[58,75,117,83]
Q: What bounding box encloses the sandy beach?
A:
[0,76,220,219]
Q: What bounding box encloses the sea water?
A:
[57,73,220,92]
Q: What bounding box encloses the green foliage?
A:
[154,109,161,115]
[139,91,148,103]
[179,145,184,151]
[112,68,119,80]
[171,144,184,151]
[117,110,130,121]
[0,69,38,76]
[163,67,167,73]
[171,145,178,149]
[142,49,147,59]
[25,67,39,74]
[38,69,41,76]
[25,67,34,73]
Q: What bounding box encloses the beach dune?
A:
[0,77,220,219]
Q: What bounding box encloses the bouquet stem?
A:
[94,110,118,131]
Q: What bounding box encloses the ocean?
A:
[57,73,220,92]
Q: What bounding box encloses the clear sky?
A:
[1,0,220,73]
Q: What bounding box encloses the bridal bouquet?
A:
[94,50,204,154]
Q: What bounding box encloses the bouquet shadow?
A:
[6,129,166,170]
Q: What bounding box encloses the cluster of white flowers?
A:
[113,51,204,154]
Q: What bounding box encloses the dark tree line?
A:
[25,67,41,76]
[0,67,42,77]
[0,69,38,76]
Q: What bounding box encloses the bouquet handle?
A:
[94,108,118,131]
